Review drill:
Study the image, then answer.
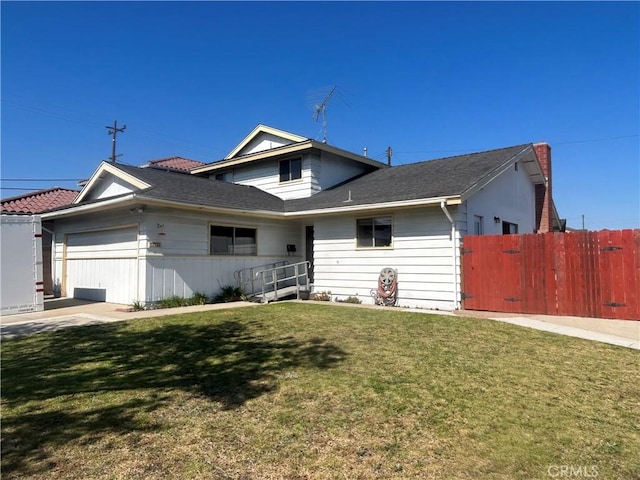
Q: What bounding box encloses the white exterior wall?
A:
[312,206,460,310]
[85,173,136,201]
[465,162,536,235]
[53,207,303,305]
[230,156,314,200]
[139,208,303,303]
[53,210,143,304]
[316,151,372,191]
[236,133,294,156]
[220,153,375,200]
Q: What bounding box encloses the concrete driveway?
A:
[1,298,638,349]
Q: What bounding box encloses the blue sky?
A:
[2,1,638,230]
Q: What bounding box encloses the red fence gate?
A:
[461,230,640,321]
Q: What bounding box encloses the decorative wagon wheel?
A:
[371,267,398,306]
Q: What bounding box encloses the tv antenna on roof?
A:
[313,86,337,143]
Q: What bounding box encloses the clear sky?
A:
[2,1,638,230]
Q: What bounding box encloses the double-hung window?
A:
[357,217,392,248]
[210,225,257,255]
[279,157,302,182]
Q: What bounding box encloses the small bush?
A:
[130,300,146,311]
[341,296,362,304]
[312,291,331,301]
[213,285,246,303]
[189,292,208,306]
[158,296,189,309]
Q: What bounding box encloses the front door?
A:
[305,225,314,283]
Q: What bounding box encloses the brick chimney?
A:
[534,142,553,233]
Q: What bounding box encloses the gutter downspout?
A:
[440,201,459,310]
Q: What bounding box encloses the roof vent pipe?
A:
[363,147,368,157]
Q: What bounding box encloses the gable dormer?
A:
[225,124,307,159]
[192,124,386,200]
[74,162,150,204]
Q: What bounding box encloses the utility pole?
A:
[105,120,126,163]
[386,146,393,166]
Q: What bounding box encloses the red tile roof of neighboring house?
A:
[144,156,206,172]
[1,187,79,214]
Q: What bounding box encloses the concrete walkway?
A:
[0,298,259,340]
[1,298,638,350]
[453,309,639,350]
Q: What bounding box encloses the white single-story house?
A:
[42,124,563,310]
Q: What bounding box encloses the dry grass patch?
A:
[2,303,639,479]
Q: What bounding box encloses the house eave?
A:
[74,162,151,204]
[42,193,140,219]
[192,140,387,175]
[224,124,308,160]
[460,145,543,202]
[284,196,462,218]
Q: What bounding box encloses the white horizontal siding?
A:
[232,158,313,200]
[312,207,459,310]
[235,132,294,156]
[140,208,302,257]
[318,151,372,190]
[85,173,136,201]
[466,162,536,235]
[144,255,300,303]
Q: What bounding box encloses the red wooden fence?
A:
[461,229,640,321]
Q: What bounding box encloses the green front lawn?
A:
[2,303,638,479]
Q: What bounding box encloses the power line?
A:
[1,187,74,191]
[393,134,640,156]
[1,178,82,182]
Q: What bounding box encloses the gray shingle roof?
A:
[114,163,285,212]
[59,144,532,216]
[285,144,532,212]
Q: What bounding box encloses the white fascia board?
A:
[193,141,314,174]
[194,140,387,175]
[42,193,139,219]
[460,145,538,202]
[44,188,462,221]
[74,162,151,204]
[285,196,462,218]
[138,197,286,219]
[224,124,308,160]
[308,141,388,169]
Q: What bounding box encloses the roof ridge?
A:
[392,143,533,168]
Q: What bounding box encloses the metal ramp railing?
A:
[234,261,290,298]
[254,261,311,304]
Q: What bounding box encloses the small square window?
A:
[279,158,302,182]
[502,221,518,235]
[357,217,392,248]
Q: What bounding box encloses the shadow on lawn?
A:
[1,318,347,476]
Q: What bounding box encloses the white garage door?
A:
[65,227,139,305]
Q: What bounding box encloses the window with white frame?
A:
[474,215,484,235]
[279,157,302,182]
[210,225,257,255]
[357,217,392,248]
